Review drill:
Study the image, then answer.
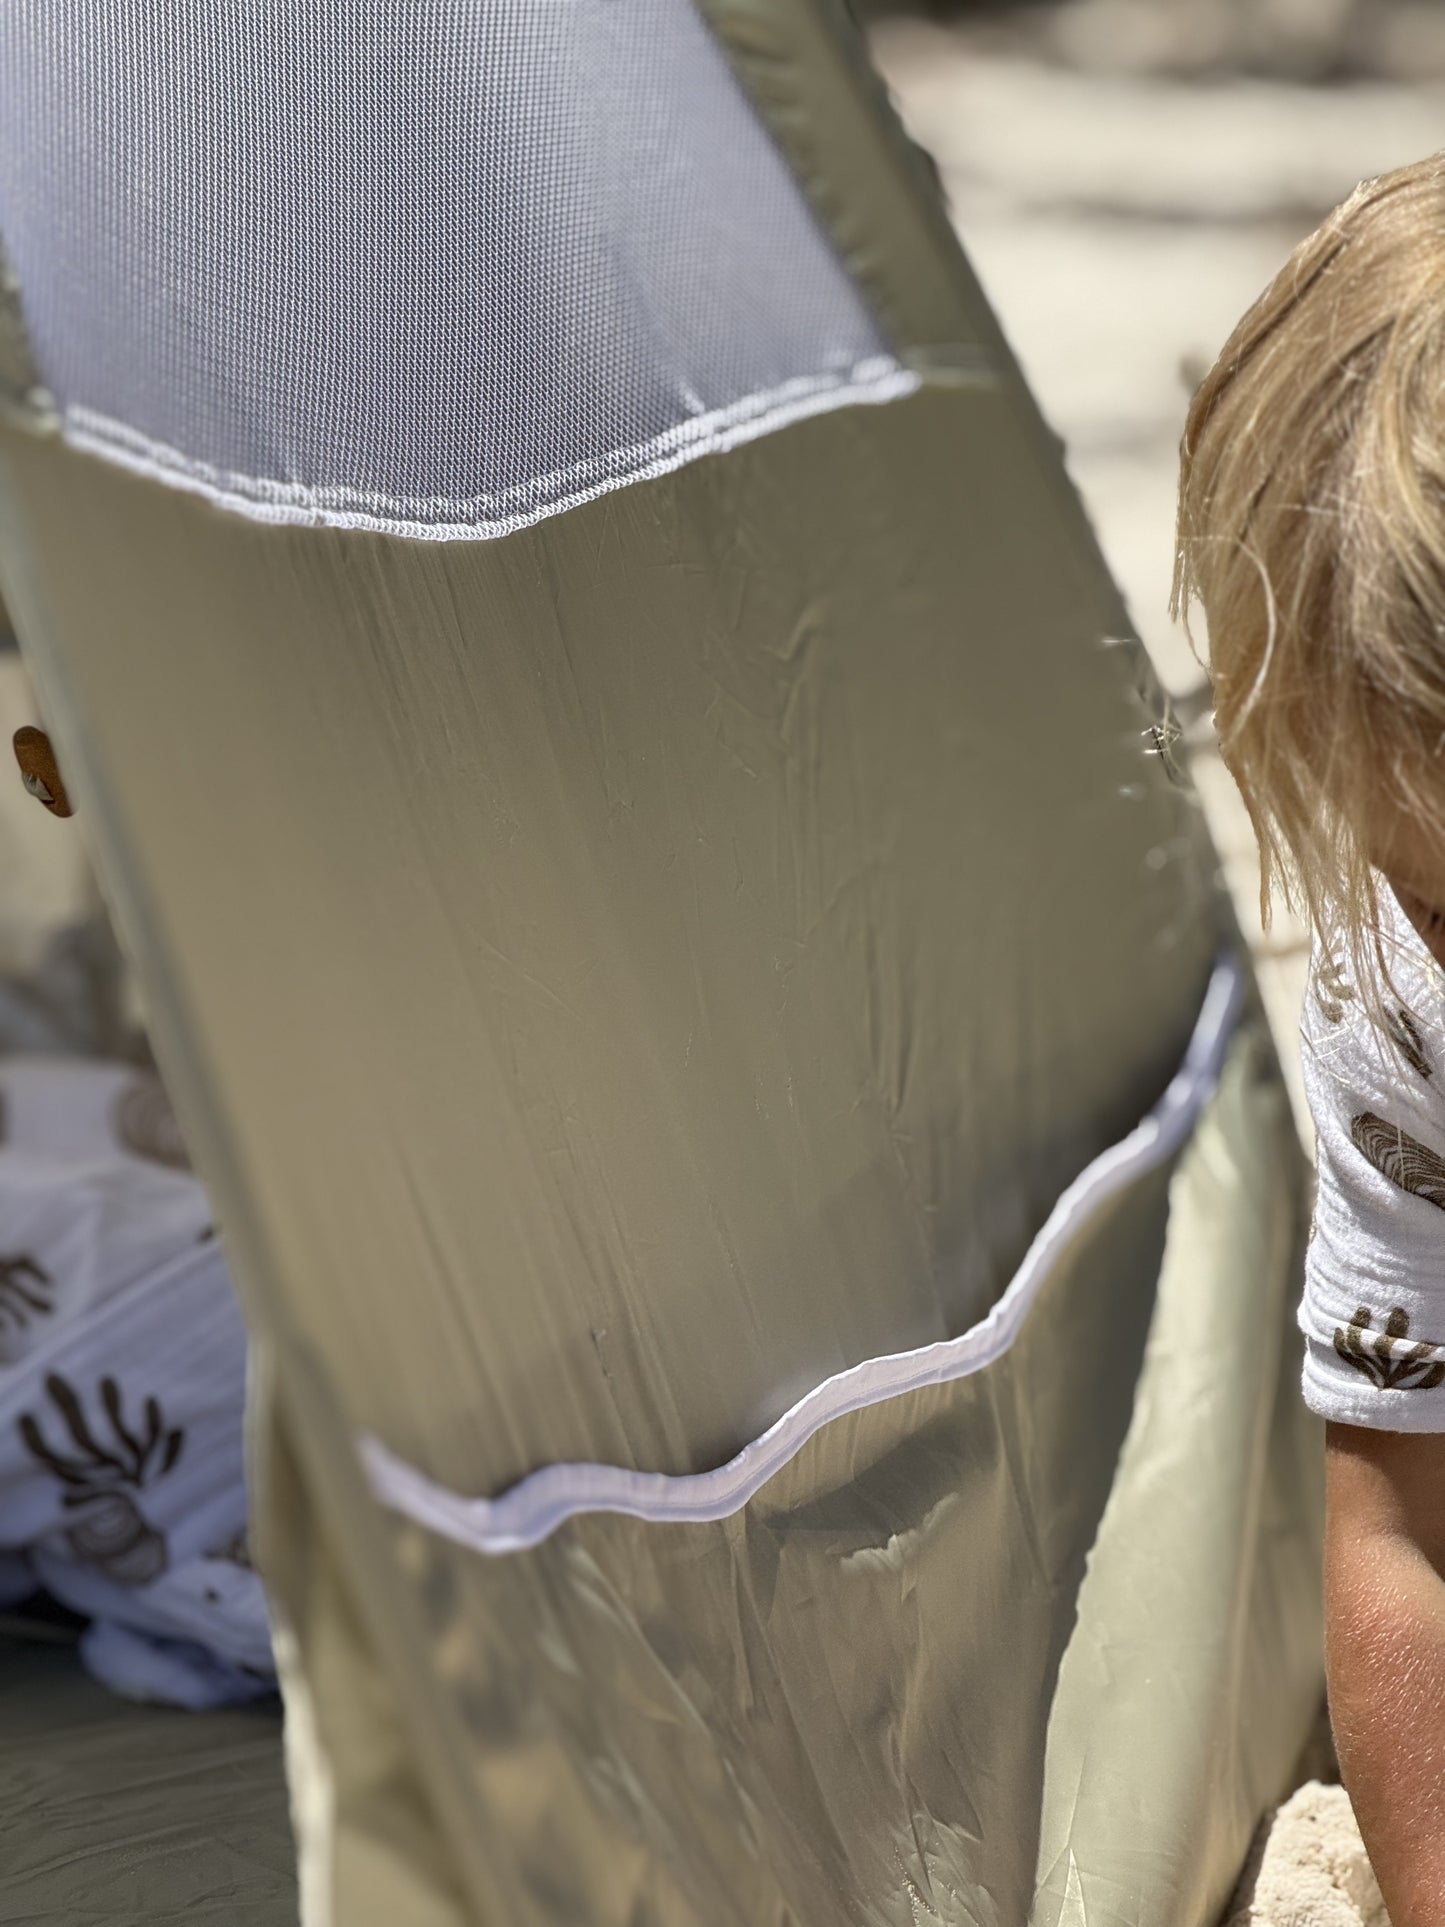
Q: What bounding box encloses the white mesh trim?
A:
[0,1,913,543]
[64,360,918,542]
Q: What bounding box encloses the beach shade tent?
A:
[0,3,1324,1923]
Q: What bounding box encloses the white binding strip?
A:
[361,953,1246,1554]
[59,359,922,544]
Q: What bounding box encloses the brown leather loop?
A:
[12,724,74,817]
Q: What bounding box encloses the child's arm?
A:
[1326,1421,1445,1927]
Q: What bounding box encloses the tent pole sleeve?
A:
[695,0,1173,722]
[694,0,1005,374]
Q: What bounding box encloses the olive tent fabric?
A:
[0,1,1322,1921]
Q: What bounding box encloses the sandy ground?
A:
[871,19,1445,1142]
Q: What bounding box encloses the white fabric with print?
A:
[0,1056,275,1706]
[1302,893,1445,1430]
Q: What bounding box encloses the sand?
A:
[1226,1783,1389,1927]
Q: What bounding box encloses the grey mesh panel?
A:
[0,1,906,539]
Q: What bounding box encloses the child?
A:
[1175,153,1445,1925]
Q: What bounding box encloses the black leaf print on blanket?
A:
[18,1374,185,1586]
[0,1253,53,1334]
[1333,1307,1445,1391]
[1350,1112,1445,1209]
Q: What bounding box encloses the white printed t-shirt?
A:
[1302,890,1445,1428]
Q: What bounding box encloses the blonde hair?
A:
[1173,153,1445,985]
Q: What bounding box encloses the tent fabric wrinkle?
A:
[361,951,1246,1554]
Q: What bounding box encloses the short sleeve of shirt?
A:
[1301,900,1445,1430]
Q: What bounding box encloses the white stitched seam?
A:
[62,359,921,542]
